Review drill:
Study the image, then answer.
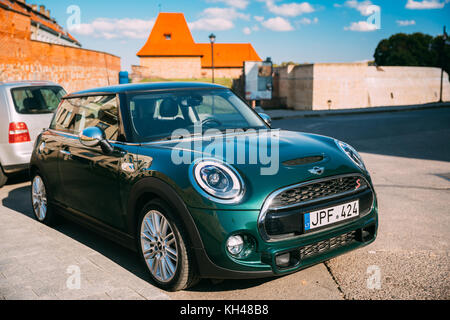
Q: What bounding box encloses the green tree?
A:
[374,32,449,80]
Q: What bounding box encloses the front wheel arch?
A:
[127,177,205,251]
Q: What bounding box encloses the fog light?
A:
[276,253,291,268]
[226,235,244,255]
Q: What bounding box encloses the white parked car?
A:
[0,81,66,187]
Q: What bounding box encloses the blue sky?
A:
[38,0,450,71]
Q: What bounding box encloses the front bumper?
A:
[189,204,378,279]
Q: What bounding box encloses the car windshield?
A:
[128,89,267,142]
[11,86,66,114]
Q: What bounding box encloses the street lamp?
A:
[439,26,447,103]
[209,33,216,83]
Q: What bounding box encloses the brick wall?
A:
[0,7,121,93]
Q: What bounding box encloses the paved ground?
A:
[1,106,449,300]
[0,180,169,300]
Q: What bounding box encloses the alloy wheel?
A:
[32,175,47,221]
[140,210,178,283]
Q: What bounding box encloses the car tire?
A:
[137,199,199,291]
[31,172,56,225]
[0,165,7,188]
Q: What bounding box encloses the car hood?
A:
[139,129,366,210]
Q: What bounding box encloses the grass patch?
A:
[140,77,233,88]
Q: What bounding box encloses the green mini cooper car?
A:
[30,82,378,291]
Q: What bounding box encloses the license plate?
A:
[304,200,359,231]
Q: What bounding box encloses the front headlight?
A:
[190,159,245,204]
[335,140,366,171]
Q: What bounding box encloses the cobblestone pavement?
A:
[0,179,169,300]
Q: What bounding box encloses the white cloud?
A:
[344,0,378,16]
[69,18,155,39]
[243,24,261,35]
[262,16,294,31]
[344,21,378,31]
[188,7,249,31]
[201,7,250,20]
[405,0,448,9]
[208,0,249,9]
[189,18,235,31]
[263,0,315,17]
[396,19,416,26]
[254,15,265,22]
[298,17,319,25]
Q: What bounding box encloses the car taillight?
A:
[8,122,31,143]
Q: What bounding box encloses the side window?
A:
[50,95,119,140]
[51,98,79,133]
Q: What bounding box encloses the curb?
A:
[267,102,450,120]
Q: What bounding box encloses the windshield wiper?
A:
[151,131,203,142]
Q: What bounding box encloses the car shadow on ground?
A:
[1,182,276,293]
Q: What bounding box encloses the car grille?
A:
[270,175,368,209]
[299,230,357,260]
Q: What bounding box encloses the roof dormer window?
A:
[164,33,171,40]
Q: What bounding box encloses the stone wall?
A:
[139,57,202,79]
[134,57,243,81]
[365,66,447,107]
[199,67,243,79]
[275,63,450,110]
[277,64,314,109]
[0,7,121,93]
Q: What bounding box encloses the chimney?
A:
[39,5,45,15]
[31,4,37,11]
[45,9,50,18]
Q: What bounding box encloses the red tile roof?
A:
[197,43,261,68]
[137,12,261,68]
[137,13,202,57]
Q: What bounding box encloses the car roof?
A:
[0,80,62,88]
[66,82,228,97]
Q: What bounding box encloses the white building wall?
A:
[30,25,80,48]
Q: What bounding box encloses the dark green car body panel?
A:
[30,82,378,279]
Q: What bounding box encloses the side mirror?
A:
[79,126,114,154]
[258,113,272,127]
